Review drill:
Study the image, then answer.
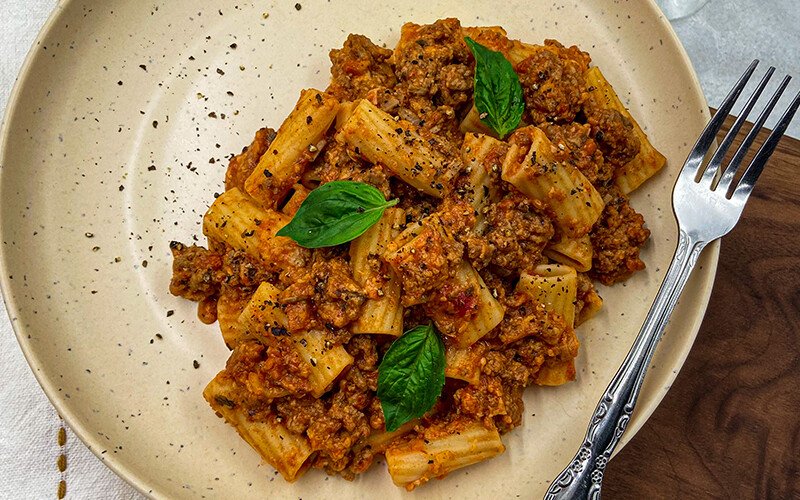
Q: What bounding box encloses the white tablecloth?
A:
[0,1,797,498]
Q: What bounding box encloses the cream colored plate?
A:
[0,0,715,498]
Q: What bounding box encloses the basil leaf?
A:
[377,323,445,432]
[276,180,398,248]
[465,37,525,139]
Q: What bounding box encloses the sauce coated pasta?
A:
[169,18,665,490]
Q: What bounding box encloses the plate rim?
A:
[0,0,716,497]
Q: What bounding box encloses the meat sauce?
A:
[170,18,655,484]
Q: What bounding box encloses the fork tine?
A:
[718,74,791,195]
[701,67,775,187]
[732,88,800,202]
[683,60,759,180]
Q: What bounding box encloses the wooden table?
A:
[603,115,800,498]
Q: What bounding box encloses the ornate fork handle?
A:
[544,229,706,500]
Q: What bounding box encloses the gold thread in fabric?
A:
[56,419,68,499]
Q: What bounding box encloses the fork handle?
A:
[544,230,707,500]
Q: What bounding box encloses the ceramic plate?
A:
[0,0,716,498]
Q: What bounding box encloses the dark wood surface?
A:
[603,115,800,498]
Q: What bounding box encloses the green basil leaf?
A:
[377,323,445,432]
[465,37,525,139]
[276,180,398,248]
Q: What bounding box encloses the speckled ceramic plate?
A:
[0,0,716,498]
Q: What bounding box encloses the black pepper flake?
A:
[263,169,273,178]
[119,185,125,191]
[139,64,147,71]
[208,111,217,118]
[295,3,302,10]
[209,158,216,164]
[166,310,174,317]
[117,80,123,86]
[226,91,234,96]
[306,115,313,124]
[152,120,158,128]
[142,260,148,268]
[216,68,225,75]
[155,333,163,340]
[85,232,94,238]
[148,165,156,171]
[193,360,200,369]
[229,43,237,49]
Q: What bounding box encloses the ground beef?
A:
[515,40,590,125]
[168,241,224,301]
[270,336,380,478]
[483,191,554,275]
[436,194,478,246]
[453,376,508,422]
[385,216,465,306]
[310,139,392,199]
[542,122,613,187]
[392,18,473,107]
[388,18,473,149]
[224,127,276,192]
[226,340,313,399]
[504,330,578,384]
[327,34,397,101]
[221,249,272,289]
[423,268,480,340]
[584,103,641,168]
[589,190,650,285]
[280,251,366,329]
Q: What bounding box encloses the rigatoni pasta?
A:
[336,99,455,197]
[385,420,505,490]
[517,264,578,328]
[349,208,405,336]
[204,373,311,481]
[584,67,667,194]
[169,17,663,490]
[502,126,605,238]
[544,234,594,273]
[244,89,339,208]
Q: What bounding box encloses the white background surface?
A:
[0,1,797,498]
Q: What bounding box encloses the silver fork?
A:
[545,60,800,500]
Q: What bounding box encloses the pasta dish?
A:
[169,18,665,490]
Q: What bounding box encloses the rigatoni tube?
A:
[349,207,405,336]
[203,374,309,482]
[202,188,305,272]
[502,126,604,238]
[244,89,339,208]
[385,420,505,490]
[584,67,667,194]
[517,264,578,328]
[336,99,454,198]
